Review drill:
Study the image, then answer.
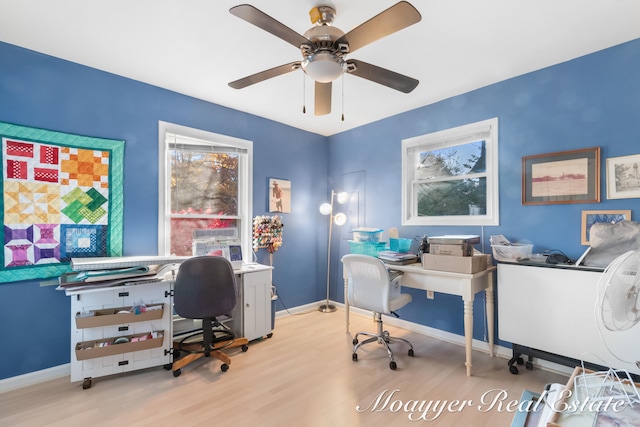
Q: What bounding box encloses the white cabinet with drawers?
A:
[65,263,273,388]
[67,281,173,389]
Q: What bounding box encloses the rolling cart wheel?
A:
[516,357,524,365]
[163,363,173,370]
[389,361,397,370]
[408,349,414,357]
[173,369,181,377]
[242,345,249,352]
[266,333,273,338]
[221,364,229,372]
[509,365,519,375]
[352,338,358,345]
[82,378,92,389]
[526,361,533,370]
[352,353,358,361]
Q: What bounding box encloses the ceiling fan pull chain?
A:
[341,74,345,121]
[302,73,306,114]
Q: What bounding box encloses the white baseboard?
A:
[1,300,575,392]
[0,364,69,393]
[296,300,576,378]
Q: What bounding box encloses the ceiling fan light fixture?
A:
[301,52,346,83]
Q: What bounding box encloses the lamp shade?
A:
[319,203,332,216]
[336,192,349,204]
[334,212,347,226]
[301,52,346,83]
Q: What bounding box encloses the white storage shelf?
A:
[68,281,172,388]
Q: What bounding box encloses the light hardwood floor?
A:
[0,310,569,426]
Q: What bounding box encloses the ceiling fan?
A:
[228,2,421,116]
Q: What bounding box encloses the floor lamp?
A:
[319,190,349,313]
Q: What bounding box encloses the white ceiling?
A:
[1,0,639,136]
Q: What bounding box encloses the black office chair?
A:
[171,256,248,377]
[341,254,414,370]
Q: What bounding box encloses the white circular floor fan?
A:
[596,250,640,367]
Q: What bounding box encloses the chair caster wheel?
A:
[509,365,519,375]
[389,361,397,370]
[352,353,358,361]
[408,349,414,357]
[173,369,182,377]
[241,345,249,352]
[221,364,229,372]
[352,338,358,345]
[526,361,533,370]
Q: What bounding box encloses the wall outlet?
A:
[427,290,434,299]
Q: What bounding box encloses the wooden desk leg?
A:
[344,277,350,333]
[485,279,495,357]
[463,299,473,376]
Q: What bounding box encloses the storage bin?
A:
[348,240,387,256]
[75,304,164,328]
[351,228,383,243]
[389,238,412,252]
[75,331,164,360]
[491,244,533,262]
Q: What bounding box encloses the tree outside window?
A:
[402,118,499,226]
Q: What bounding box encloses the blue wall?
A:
[327,38,640,343]
[1,37,639,380]
[0,41,327,380]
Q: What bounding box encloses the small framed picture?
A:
[606,154,640,199]
[522,147,600,205]
[269,178,291,213]
[581,209,631,245]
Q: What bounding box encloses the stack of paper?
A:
[377,251,418,264]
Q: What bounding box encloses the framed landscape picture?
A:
[522,147,600,205]
[606,153,640,199]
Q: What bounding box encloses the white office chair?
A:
[341,254,414,370]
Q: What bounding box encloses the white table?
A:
[344,263,496,376]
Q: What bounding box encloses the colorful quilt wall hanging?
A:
[1,121,124,283]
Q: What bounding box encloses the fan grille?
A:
[600,251,640,331]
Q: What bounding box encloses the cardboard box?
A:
[75,331,164,360]
[429,243,473,257]
[422,253,492,273]
[75,304,164,329]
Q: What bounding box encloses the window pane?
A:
[169,149,239,215]
[170,217,238,256]
[417,141,486,179]
[417,177,487,216]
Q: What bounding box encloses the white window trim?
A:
[158,121,253,261]
[401,117,499,226]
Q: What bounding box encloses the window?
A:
[158,122,253,260]
[402,118,499,226]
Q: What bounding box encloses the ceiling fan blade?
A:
[229,62,301,89]
[229,4,314,50]
[334,1,421,54]
[315,81,332,116]
[347,60,418,93]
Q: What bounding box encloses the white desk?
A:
[343,263,496,376]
